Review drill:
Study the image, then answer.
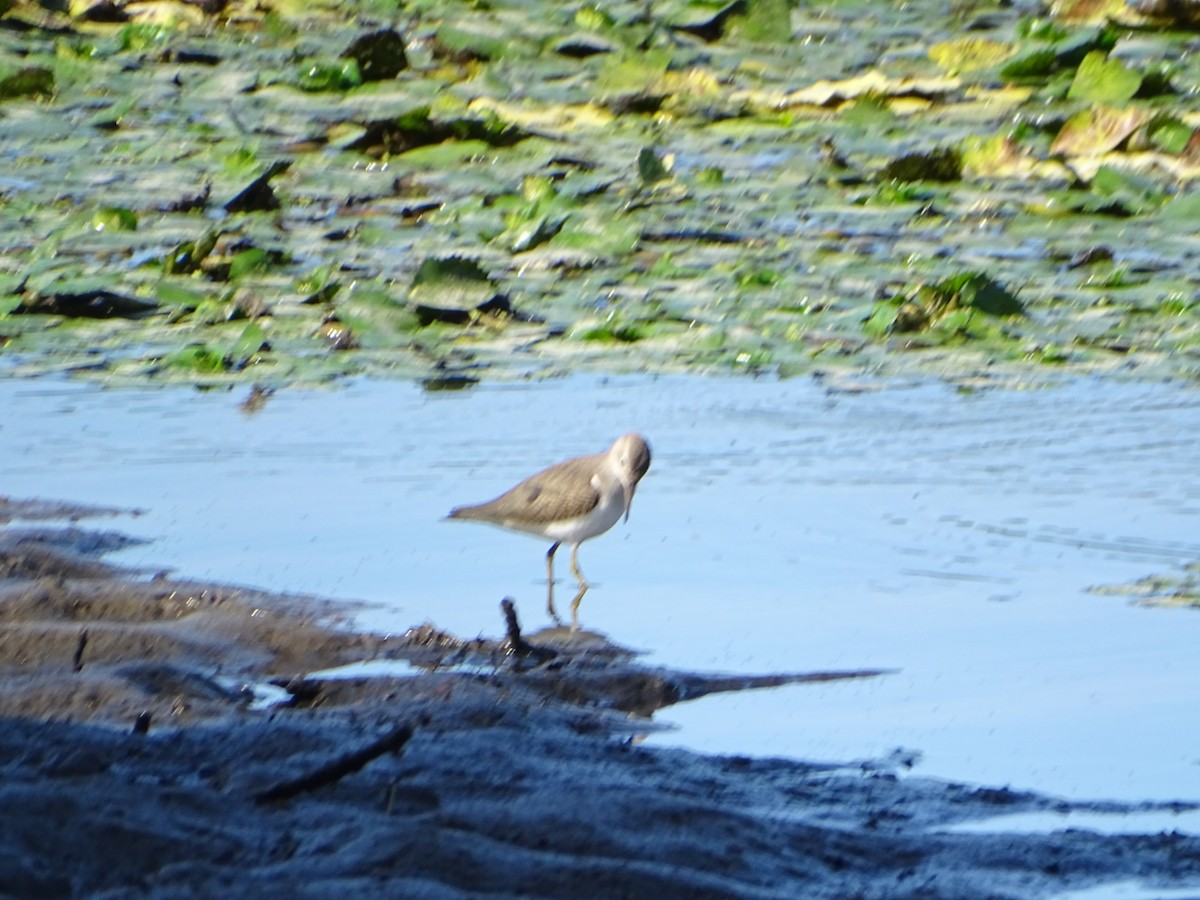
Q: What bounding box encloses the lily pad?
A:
[224,162,292,213]
[341,28,408,82]
[928,38,1014,74]
[879,147,962,183]
[1144,115,1195,155]
[867,272,1023,339]
[409,256,498,314]
[91,208,138,232]
[1050,107,1148,156]
[14,288,158,319]
[344,108,530,158]
[0,66,54,100]
[1066,51,1141,103]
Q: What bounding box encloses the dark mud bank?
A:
[1,501,1197,899]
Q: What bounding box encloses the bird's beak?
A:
[623,481,635,522]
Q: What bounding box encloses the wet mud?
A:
[1,503,1198,898]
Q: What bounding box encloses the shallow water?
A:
[2,373,1199,808]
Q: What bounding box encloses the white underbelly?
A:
[542,487,624,544]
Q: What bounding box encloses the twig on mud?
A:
[500,598,557,667]
[72,629,88,673]
[253,722,414,805]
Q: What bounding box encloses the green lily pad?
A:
[1091,165,1168,215]
[0,66,54,100]
[228,248,276,281]
[342,28,408,82]
[879,146,962,183]
[164,230,221,276]
[637,147,674,186]
[1000,26,1116,81]
[867,272,1023,340]
[1066,51,1141,104]
[730,0,793,43]
[91,208,138,232]
[166,343,229,374]
[1145,115,1194,155]
[297,58,363,92]
[928,37,1013,74]
[409,256,497,313]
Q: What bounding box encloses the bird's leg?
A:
[568,544,589,591]
[569,585,587,632]
[568,544,589,632]
[546,541,562,624]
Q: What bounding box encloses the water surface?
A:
[2,374,1198,808]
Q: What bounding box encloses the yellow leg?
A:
[546,542,561,623]
[568,544,588,591]
[568,544,589,631]
[569,585,587,632]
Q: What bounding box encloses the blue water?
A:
[3,373,1199,807]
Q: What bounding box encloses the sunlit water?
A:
[2,374,1199,812]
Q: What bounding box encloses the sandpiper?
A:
[448,433,652,630]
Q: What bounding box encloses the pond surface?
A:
[3,373,1199,809]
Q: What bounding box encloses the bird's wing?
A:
[452,454,603,526]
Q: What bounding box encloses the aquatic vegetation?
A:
[1090,563,1200,610]
[0,0,1197,383]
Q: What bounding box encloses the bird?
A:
[448,433,652,630]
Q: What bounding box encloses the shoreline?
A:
[1,505,1198,897]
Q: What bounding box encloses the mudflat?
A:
[1,498,1197,898]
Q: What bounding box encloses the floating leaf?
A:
[1000,26,1116,81]
[863,301,900,338]
[409,256,497,312]
[783,72,958,107]
[228,248,271,280]
[1158,193,1200,223]
[0,66,54,100]
[88,95,136,130]
[670,0,748,42]
[880,146,962,183]
[118,23,171,52]
[412,293,538,327]
[732,0,793,43]
[297,58,363,92]
[961,134,1025,177]
[946,272,1025,317]
[298,267,341,304]
[224,161,290,213]
[637,147,674,185]
[1050,107,1147,156]
[92,207,137,232]
[345,108,529,157]
[154,282,206,308]
[1145,115,1194,155]
[13,286,158,319]
[1090,165,1168,214]
[574,4,616,29]
[1067,51,1141,103]
[868,271,1023,339]
[509,214,568,253]
[342,28,408,82]
[226,322,268,368]
[577,315,652,343]
[1000,48,1059,79]
[928,38,1014,74]
[432,22,530,61]
[166,344,227,374]
[164,229,220,276]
